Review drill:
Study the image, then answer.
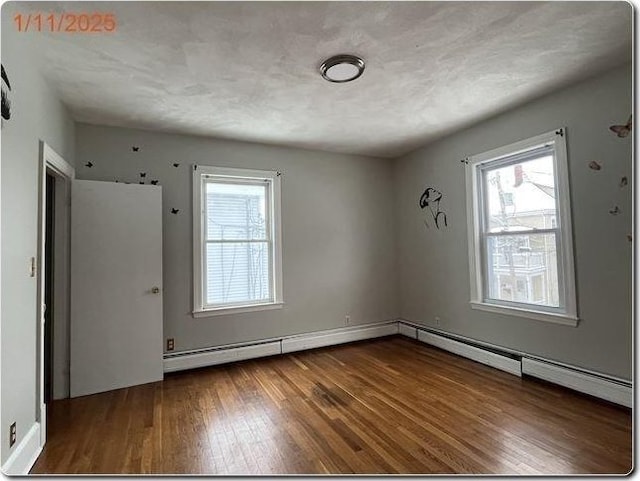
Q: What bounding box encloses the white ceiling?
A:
[22,1,631,158]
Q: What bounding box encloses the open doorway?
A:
[37,142,74,445]
[44,173,55,404]
[43,169,72,405]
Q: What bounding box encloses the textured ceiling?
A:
[16,1,632,158]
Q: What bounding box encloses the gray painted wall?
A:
[75,124,399,353]
[0,11,631,468]
[1,2,76,464]
[394,64,632,380]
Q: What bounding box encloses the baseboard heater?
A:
[398,321,632,408]
[163,319,631,409]
[399,323,522,377]
[521,357,632,408]
[164,340,283,373]
[163,321,398,373]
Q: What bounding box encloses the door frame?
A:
[36,141,74,447]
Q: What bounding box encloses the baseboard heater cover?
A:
[163,320,631,409]
[399,321,631,408]
[398,323,418,339]
[164,341,281,373]
[417,330,522,377]
[522,357,632,408]
[164,321,398,373]
[281,322,398,354]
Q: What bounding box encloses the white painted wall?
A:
[75,124,399,353]
[394,64,632,380]
[1,3,76,465]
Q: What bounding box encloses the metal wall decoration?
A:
[419,187,448,230]
[88,150,179,211]
[606,115,632,241]
[584,117,632,241]
[609,115,632,138]
[84,147,170,206]
[1,64,11,123]
[588,161,602,171]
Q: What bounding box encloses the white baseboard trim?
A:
[164,341,281,373]
[281,322,398,354]
[522,358,632,408]
[164,321,398,373]
[399,320,526,357]
[1,422,42,475]
[417,330,522,377]
[398,323,418,339]
[399,320,631,407]
[163,319,631,408]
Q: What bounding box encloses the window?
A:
[465,129,578,326]
[193,166,283,316]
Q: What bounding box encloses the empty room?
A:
[0,0,633,476]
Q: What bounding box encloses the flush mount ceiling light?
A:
[320,54,365,83]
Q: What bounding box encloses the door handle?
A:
[151,287,161,294]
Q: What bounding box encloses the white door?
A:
[70,180,163,397]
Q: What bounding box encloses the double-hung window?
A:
[465,129,578,326]
[193,166,283,316]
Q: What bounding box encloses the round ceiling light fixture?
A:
[320,54,365,83]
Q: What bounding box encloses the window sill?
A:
[192,302,283,318]
[470,301,579,327]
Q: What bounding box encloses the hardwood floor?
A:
[31,336,632,475]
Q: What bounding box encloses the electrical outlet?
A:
[9,422,16,448]
[435,316,441,326]
[167,338,175,351]
[345,315,351,325]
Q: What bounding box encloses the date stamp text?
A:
[14,13,116,33]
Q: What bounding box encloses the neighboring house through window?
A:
[465,129,578,326]
[192,166,283,316]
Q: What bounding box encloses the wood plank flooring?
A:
[31,336,632,475]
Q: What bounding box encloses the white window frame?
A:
[192,165,283,317]
[465,128,578,327]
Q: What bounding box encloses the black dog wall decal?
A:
[419,187,448,229]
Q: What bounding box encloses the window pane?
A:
[485,233,559,307]
[485,156,556,233]
[206,182,267,240]
[206,241,270,305]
